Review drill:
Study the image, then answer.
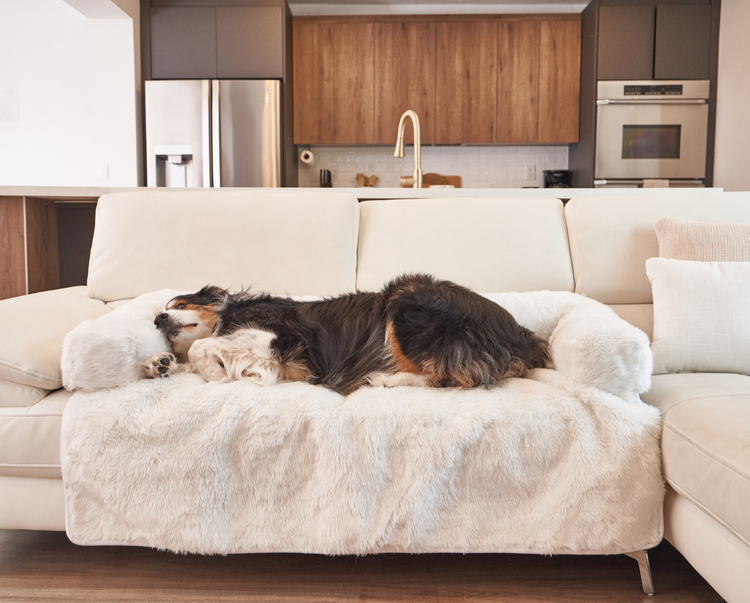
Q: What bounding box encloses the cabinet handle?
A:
[597,99,708,105]
[202,81,211,187]
[212,80,222,188]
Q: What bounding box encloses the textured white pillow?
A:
[656,216,750,261]
[647,257,750,374]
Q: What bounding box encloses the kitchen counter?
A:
[0,185,723,201]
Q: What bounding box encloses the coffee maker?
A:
[543,170,572,188]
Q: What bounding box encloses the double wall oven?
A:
[594,80,709,188]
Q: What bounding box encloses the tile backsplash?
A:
[298,145,569,188]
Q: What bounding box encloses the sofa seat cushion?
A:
[0,287,110,398]
[642,373,750,546]
[0,388,72,478]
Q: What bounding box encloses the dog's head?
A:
[155,285,226,360]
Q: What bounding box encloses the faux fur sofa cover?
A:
[60,290,663,556]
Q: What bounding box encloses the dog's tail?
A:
[518,327,551,372]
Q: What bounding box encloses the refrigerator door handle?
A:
[201,80,211,187]
[211,80,222,187]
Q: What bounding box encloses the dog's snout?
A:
[155,312,169,326]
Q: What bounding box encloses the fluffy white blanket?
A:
[60,291,663,556]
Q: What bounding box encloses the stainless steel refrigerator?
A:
[145,79,281,187]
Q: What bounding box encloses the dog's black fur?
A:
[156,274,551,395]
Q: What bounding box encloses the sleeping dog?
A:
[144,274,550,395]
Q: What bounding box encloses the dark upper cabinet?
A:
[217,7,284,79]
[654,5,712,80]
[150,6,284,79]
[151,7,217,79]
[597,2,712,81]
[597,6,655,80]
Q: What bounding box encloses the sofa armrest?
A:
[0,287,110,395]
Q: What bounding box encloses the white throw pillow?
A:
[647,257,750,374]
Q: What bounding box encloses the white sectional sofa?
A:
[1,189,749,602]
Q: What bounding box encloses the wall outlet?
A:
[525,165,536,181]
[95,163,108,180]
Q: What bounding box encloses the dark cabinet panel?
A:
[151,7,217,79]
[654,5,711,80]
[217,7,284,79]
[597,6,655,80]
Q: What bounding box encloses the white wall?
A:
[0,0,138,186]
[714,0,750,191]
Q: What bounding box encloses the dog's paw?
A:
[143,352,180,379]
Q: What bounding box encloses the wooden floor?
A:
[0,530,724,602]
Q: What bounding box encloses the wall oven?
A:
[594,80,709,187]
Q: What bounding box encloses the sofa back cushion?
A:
[564,192,750,305]
[356,197,574,293]
[87,191,360,302]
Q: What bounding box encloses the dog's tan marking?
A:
[385,320,421,375]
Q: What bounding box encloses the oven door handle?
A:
[597,99,708,105]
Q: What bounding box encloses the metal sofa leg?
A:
[626,550,655,596]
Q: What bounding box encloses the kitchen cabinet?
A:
[374,22,436,144]
[538,20,581,143]
[150,7,217,79]
[216,7,284,79]
[293,15,580,146]
[293,21,334,145]
[597,3,712,81]
[150,6,284,79]
[0,197,59,300]
[654,5,712,80]
[294,21,376,144]
[436,21,498,144]
[497,21,539,143]
[497,18,580,144]
[332,23,375,144]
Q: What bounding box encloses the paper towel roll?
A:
[300,149,314,165]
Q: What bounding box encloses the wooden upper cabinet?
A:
[332,23,375,144]
[538,19,580,143]
[497,20,539,143]
[436,21,498,144]
[293,15,580,145]
[293,20,374,144]
[373,22,436,145]
[293,21,334,144]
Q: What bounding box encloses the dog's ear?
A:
[195,285,227,305]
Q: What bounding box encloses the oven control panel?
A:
[624,84,683,96]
